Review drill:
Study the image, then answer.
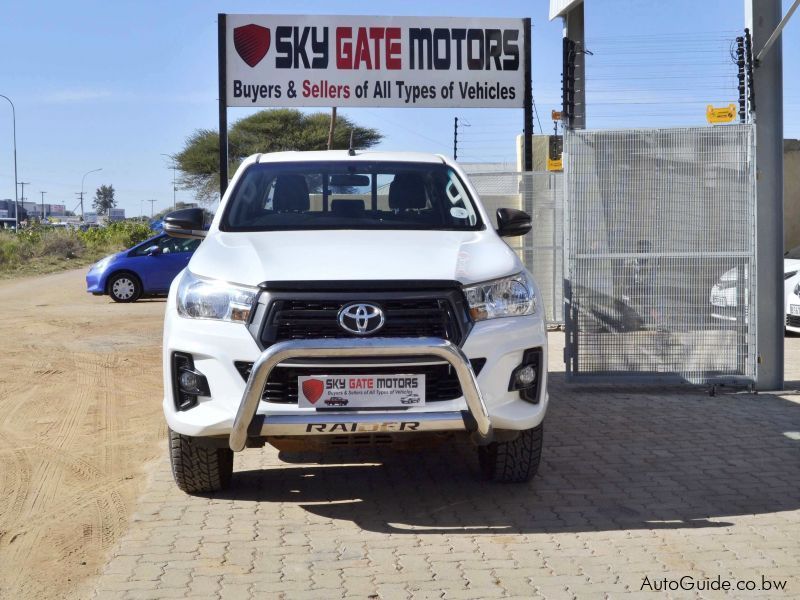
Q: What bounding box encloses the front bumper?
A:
[229,337,492,451]
[86,268,106,294]
[163,301,549,442]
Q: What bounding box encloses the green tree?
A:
[175,109,382,205]
[92,184,116,215]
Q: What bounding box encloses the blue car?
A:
[86,233,201,302]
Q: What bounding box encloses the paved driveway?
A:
[86,334,800,599]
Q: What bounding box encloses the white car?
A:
[160,151,548,492]
[709,246,800,334]
[785,246,800,333]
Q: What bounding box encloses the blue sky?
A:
[0,0,798,216]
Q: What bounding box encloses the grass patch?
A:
[0,222,154,280]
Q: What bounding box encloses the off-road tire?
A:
[478,423,543,483]
[169,429,233,493]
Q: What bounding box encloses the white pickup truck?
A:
[162,151,548,492]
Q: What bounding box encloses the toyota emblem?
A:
[338,302,385,335]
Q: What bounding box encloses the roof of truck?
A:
[254,150,448,164]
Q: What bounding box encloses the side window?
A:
[132,237,164,256]
[159,236,199,254]
[181,239,202,253]
[158,236,176,253]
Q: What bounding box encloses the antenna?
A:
[348,130,355,156]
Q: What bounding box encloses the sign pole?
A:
[523,17,533,171]
[218,13,229,197]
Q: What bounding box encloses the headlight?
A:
[177,271,258,323]
[92,255,113,271]
[795,282,800,297]
[463,272,536,321]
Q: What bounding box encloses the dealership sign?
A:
[224,14,527,108]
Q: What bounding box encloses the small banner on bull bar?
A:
[224,14,527,108]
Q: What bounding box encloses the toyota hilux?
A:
[162,150,548,492]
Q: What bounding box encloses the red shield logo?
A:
[233,24,270,67]
[301,379,324,404]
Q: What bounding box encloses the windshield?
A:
[220,161,483,232]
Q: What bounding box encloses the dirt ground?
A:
[1,269,798,599]
[0,269,166,599]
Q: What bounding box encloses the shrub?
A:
[1,221,155,276]
[38,230,84,259]
[78,221,153,251]
[0,232,32,268]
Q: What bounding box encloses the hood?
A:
[785,258,800,274]
[189,229,521,287]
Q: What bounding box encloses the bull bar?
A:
[229,337,493,452]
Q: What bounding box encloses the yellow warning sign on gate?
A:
[706,104,737,124]
[547,157,563,171]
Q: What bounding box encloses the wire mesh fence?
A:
[468,171,564,325]
[563,124,757,384]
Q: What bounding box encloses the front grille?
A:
[235,358,486,404]
[265,298,460,344]
[788,314,800,328]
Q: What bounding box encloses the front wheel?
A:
[108,273,141,303]
[169,429,233,493]
[478,424,543,483]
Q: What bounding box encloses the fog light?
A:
[508,348,543,404]
[179,369,204,394]
[172,352,209,411]
[514,365,537,387]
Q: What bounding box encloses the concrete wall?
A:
[785,139,800,253]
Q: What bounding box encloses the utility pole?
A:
[171,165,176,210]
[18,181,30,223]
[147,199,157,219]
[327,107,337,150]
[161,153,177,210]
[40,191,46,221]
[80,168,102,221]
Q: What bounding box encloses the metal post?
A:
[747,0,784,390]
[453,117,458,160]
[522,18,533,171]
[563,4,585,129]
[40,191,46,221]
[218,14,229,198]
[0,95,19,230]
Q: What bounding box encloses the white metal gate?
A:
[469,171,564,325]
[563,125,758,384]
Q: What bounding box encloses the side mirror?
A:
[496,208,532,238]
[145,245,161,256]
[164,208,206,239]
